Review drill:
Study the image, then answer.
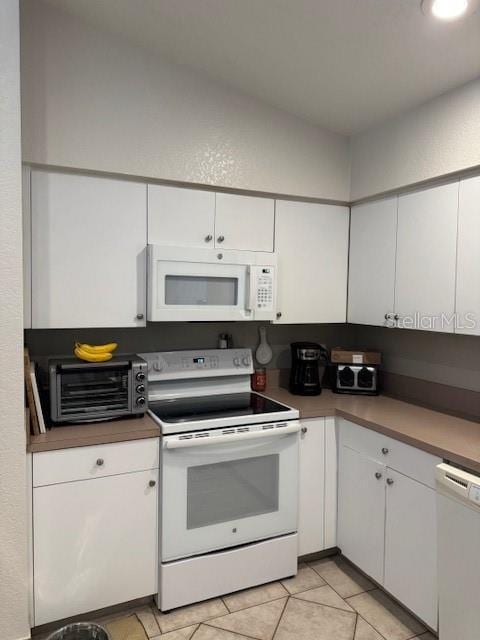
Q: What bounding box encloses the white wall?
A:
[20,1,350,202]
[0,1,30,639]
[350,78,480,200]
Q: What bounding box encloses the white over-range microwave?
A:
[147,245,277,322]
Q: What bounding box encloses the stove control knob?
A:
[136,396,146,407]
[136,371,146,381]
[233,357,241,367]
[242,357,251,367]
[136,384,146,394]
[153,361,163,372]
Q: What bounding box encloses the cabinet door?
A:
[456,176,480,335]
[214,193,274,252]
[298,418,325,556]
[348,197,397,326]
[148,184,216,247]
[33,469,158,626]
[395,183,458,333]
[31,171,147,328]
[384,469,437,630]
[275,201,349,323]
[338,445,385,584]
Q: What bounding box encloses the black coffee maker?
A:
[289,342,327,396]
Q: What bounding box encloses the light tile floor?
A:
[44,557,438,640]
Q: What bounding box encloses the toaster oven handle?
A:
[163,422,301,449]
[57,360,130,370]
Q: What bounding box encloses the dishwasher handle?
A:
[163,422,301,449]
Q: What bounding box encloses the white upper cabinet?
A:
[148,185,216,248]
[214,193,274,252]
[395,183,459,333]
[275,201,349,323]
[348,197,397,326]
[456,176,480,335]
[31,170,147,328]
[147,186,274,252]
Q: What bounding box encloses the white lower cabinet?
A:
[298,417,337,556]
[338,420,440,630]
[337,445,386,584]
[33,442,159,626]
[384,469,437,630]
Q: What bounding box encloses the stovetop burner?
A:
[149,392,291,424]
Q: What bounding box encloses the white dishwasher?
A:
[436,463,480,640]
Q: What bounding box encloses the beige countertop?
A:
[28,414,160,453]
[28,387,480,474]
[266,386,480,474]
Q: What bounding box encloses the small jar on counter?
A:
[251,368,267,392]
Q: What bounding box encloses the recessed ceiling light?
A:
[421,0,479,20]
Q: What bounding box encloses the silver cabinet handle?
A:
[205,234,213,242]
[387,478,394,485]
[382,447,389,455]
[148,480,156,487]
[301,427,308,434]
[136,313,144,320]
[217,235,225,243]
[375,472,382,480]
[276,312,282,319]
[96,458,104,466]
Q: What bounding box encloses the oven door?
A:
[148,246,252,322]
[161,423,300,562]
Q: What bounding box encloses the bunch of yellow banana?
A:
[74,342,118,363]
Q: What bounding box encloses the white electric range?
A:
[139,348,300,611]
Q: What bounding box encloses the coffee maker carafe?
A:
[289,342,326,396]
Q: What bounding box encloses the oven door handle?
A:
[163,422,301,449]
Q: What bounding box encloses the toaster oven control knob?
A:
[136,396,146,407]
[136,371,146,381]
[136,384,145,394]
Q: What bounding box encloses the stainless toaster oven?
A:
[49,355,148,423]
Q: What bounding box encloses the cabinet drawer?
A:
[339,419,386,460]
[339,419,441,488]
[383,437,441,489]
[33,438,159,487]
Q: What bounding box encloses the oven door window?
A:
[187,454,279,530]
[165,275,238,306]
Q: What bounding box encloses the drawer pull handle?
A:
[96,458,104,466]
[381,447,389,455]
[148,480,156,487]
[375,472,382,480]
[387,478,394,485]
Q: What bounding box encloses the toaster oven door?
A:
[53,363,133,422]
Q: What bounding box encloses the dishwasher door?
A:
[436,463,480,640]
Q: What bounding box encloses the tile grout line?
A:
[306,561,376,602]
[291,593,356,616]
[351,613,359,640]
[270,594,290,640]
[202,620,260,640]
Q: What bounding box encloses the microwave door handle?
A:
[163,422,301,449]
[246,266,255,314]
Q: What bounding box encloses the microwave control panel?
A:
[252,266,276,319]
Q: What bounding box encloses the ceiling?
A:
[41,0,480,135]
